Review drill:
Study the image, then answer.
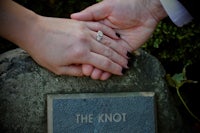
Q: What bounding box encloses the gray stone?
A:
[47,92,156,133]
[0,48,183,133]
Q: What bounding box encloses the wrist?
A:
[145,0,168,22]
[0,1,42,53]
[20,13,41,49]
[14,13,44,57]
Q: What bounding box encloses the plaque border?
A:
[47,92,156,133]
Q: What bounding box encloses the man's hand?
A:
[71,0,167,51]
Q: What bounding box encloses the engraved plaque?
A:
[47,92,156,133]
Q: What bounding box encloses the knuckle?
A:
[104,39,112,47]
[98,24,104,31]
[78,22,86,30]
[122,46,128,54]
[95,23,102,30]
[72,46,87,58]
[77,32,89,44]
[102,60,112,68]
[104,48,113,58]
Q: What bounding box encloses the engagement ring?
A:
[96,30,103,42]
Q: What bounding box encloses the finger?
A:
[85,22,119,40]
[90,68,103,80]
[89,32,128,68]
[100,72,112,80]
[59,65,84,76]
[115,29,136,51]
[71,1,109,21]
[87,24,132,54]
[91,42,128,69]
[86,52,123,76]
[82,64,111,80]
[82,64,94,76]
[90,30,128,59]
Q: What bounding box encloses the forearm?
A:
[0,0,40,52]
[145,0,168,22]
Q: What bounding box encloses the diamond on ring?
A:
[96,30,103,42]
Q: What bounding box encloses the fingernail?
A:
[116,33,121,38]
[127,52,133,58]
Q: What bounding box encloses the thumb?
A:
[71,1,110,21]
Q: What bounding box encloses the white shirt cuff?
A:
[160,0,193,27]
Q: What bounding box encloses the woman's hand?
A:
[0,1,129,80]
[27,17,129,78]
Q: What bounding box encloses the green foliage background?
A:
[143,19,200,68]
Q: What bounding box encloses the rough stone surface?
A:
[0,48,184,133]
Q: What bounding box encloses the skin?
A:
[71,0,168,79]
[71,0,168,52]
[0,0,129,80]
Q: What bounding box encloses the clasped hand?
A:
[29,17,129,80]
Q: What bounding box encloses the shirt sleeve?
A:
[160,0,193,27]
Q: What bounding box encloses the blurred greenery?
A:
[142,19,200,69]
